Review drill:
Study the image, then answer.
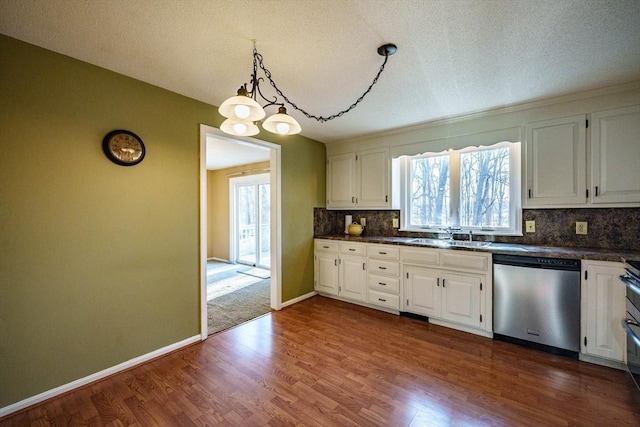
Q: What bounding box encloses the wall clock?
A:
[102,130,145,166]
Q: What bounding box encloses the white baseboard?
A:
[0,335,201,418]
[281,291,317,308]
[579,353,625,370]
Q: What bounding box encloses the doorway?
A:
[199,125,282,340]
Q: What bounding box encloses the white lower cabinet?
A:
[314,239,367,303]
[315,240,492,337]
[581,260,626,364]
[405,267,483,330]
[402,247,491,337]
[339,253,367,302]
[367,245,401,310]
[314,240,339,295]
[405,266,440,317]
[441,272,482,329]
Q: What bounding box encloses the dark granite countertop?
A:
[314,234,640,263]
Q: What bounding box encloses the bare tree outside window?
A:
[460,147,510,228]
[410,155,449,226]
[403,142,518,233]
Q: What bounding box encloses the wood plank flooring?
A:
[2,296,639,426]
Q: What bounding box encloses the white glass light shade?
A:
[218,95,265,121]
[262,107,302,135]
[220,118,260,136]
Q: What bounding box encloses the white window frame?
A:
[398,141,522,236]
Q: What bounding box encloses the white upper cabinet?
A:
[326,153,357,208]
[525,115,587,207]
[326,147,390,209]
[357,148,390,208]
[591,105,640,204]
[524,107,640,208]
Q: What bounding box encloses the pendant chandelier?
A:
[218,42,397,137]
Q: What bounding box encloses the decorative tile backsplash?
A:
[314,207,640,251]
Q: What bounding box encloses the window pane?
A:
[409,155,449,226]
[460,147,510,228]
[259,184,270,260]
[238,185,256,262]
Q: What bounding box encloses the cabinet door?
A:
[315,253,339,295]
[591,105,640,204]
[405,266,441,317]
[357,148,390,208]
[327,153,356,208]
[441,273,482,328]
[525,115,586,206]
[339,256,367,302]
[581,262,626,362]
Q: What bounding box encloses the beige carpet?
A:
[207,277,271,335]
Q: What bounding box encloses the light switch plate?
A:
[525,220,535,233]
[360,218,366,227]
[576,221,588,235]
[392,218,399,228]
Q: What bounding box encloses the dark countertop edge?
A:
[314,234,640,263]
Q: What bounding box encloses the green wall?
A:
[0,35,325,408]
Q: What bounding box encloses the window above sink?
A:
[394,141,522,237]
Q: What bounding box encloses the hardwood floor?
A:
[2,296,639,426]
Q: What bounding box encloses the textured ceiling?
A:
[1,0,639,144]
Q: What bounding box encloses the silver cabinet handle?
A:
[621,274,640,297]
[622,318,640,347]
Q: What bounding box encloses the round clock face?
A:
[102,130,145,166]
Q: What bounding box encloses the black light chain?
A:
[253,47,391,123]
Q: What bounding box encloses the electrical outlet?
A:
[392,218,399,228]
[360,217,366,227]
[576,221,588,235]
[525,220,536,233]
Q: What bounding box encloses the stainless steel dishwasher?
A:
[493,254,581,357]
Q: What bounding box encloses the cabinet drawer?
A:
[368,274,400,294]
[401,247,439,266]
[368,289,400,310]
[440,251,489,272]
[367,245,400,260]
[315,240,338,253]
[368,259,400,276]
[340,242,366,256]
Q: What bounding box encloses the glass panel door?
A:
[234,174,270,269]
[237,184,256,265]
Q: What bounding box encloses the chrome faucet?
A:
[468,230,473,242]
[441,226,461,240]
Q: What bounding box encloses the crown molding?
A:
[330,81,640,146]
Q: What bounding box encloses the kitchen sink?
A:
[409,238,491,248]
